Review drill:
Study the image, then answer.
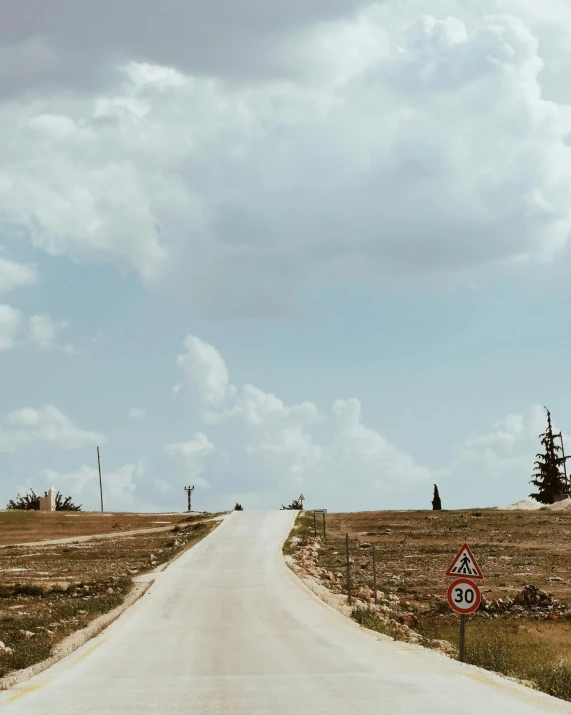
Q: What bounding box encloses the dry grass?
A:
[418,618,571,700]
[0,515,220,678]
[0,510,194,546]
[313,508,571,609]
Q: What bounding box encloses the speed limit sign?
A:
[447,578,481,614]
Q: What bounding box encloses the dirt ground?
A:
[0,510,193,546]
[285,508,571,701]
[0,514,220,678]
[306,508,571,609]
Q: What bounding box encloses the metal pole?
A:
[97,446,103,512]
[322,511,326,539]
[459,615,466,662]
[558,433,570,496]
[184,486,194,513]
[346,533,352,605]
[372,545,377,605]
[313,511,317,537]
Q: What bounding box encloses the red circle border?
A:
[447,578,481,614]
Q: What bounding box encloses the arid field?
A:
[286,508,571,701]
[0,510,192,546]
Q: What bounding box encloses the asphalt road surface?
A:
[1,511,570,714]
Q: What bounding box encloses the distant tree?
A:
[55,493,82,511]
[6,489,40,510]
[281,498,303,510]
[432,484,442,510]
[530,407,569,504]
[234,502,244,511]
[7,489,82,511]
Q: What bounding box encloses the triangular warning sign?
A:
[446,543,483,580]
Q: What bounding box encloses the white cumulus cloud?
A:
[2,5,571,316]
[0,257,37,292]
[0,405,105,452]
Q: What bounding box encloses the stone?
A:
[0,641,13,655]
[20,630,35,639]
[399,613,419,628]
[430,639,458,657]
[107,587,114,594]
[359,542,371,548]
[548,576,563,583]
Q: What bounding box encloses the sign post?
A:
[445,543,483,662]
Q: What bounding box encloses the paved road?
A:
[1,511,570,714]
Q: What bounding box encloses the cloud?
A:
[164,432,215,489]
[441,405,557,506]
[0,405,105,452]
[2,7,571,316]
[0,0,366,99]
[0,304,25,350]
[177,335,321,427]
[28,314,75,352]
[128,407,147,419]
[39,456,149,510]
[176,335,434,506]
[0,304,74,352]
[0,257,37,292]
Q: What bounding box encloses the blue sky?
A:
[1,0,571,512]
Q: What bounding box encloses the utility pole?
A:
[184,485,195,513]
[555,432,570,496]
[97,446,104,512]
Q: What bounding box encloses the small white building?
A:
[39,487,56,512]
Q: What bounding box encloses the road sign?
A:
[447,579,481,614]
[446,543,483,580]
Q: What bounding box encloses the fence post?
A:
[346,533,352,605]
[322,511,326,539]
[313,511,317,537]
[372,545,377,605]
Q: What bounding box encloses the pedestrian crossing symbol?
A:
[446,543,483,580]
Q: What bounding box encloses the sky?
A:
[2,0,571,513]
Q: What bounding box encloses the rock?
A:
[359,542,371,548]
[107,587,114,594]
[562,610,571,620]
[430,639,457,657]
[399,613,419,628]
[0,641,13,655]
[548,576,563,583]
[20,630,35,639]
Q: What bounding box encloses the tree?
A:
[281,498,303,510]
[432,484,442,510]
[530,407,569,504]
[234,502,244,511]
[7,489,82,511]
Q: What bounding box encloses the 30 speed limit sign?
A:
[446,578,481,614]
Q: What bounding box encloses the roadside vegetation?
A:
[0,514,220,678]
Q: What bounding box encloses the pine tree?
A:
[432,484,442,510]
[530,407,569,504]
